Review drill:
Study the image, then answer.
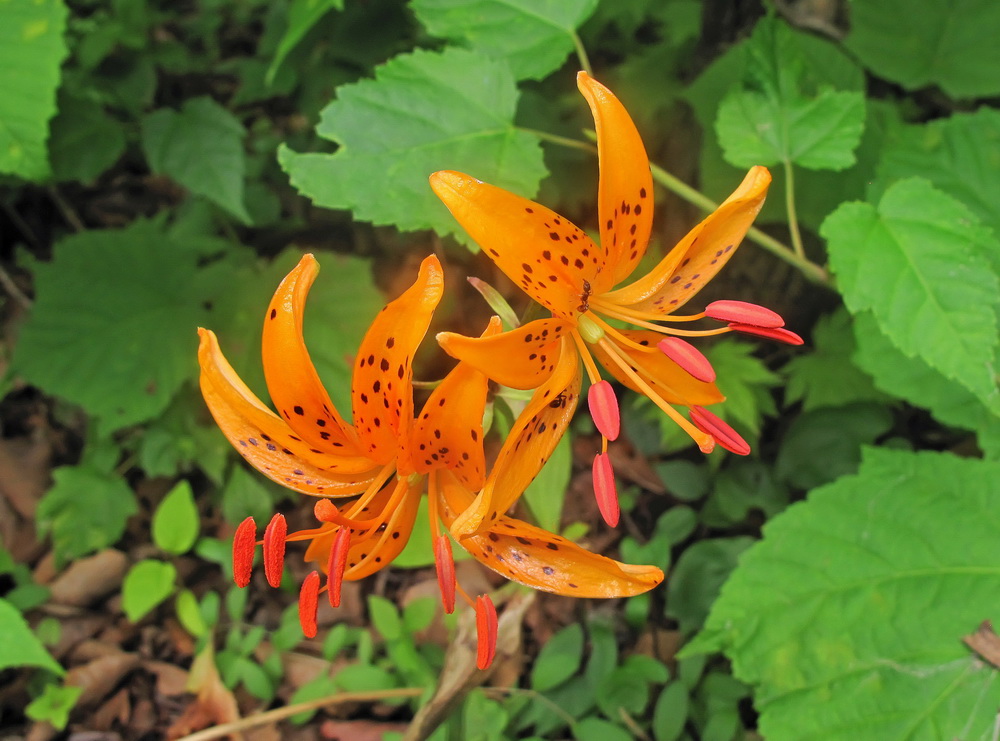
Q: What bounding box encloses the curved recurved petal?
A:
[604,167,771,312]
[590,330,725,407]
[262,254,360,454]
[198,329,379,495]
[430,170,602,320]
[577,71,654,292]
[352,255,443,465]
[436,317,571,390]
[450,336,582,540]
[410,317,501,490]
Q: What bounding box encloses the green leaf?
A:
[783,307,888,412]
[141,96,250,222]
[522,429,570,532]
[152,480,200,555]
[531,623,584,692]
[463,688,509,741]
[267,0,343,84]
[402,597,437,634]
[36,464,137,563]
[221,464,285,525]
[368,595,403,641]
[175,589,208,638]
[48,93,126,182]
[688,448,1000,740]
[844,0,1000,98]
[652,681,689,741]
[852,311,1000,459]
[13,221,211,435]
[714,16,865,170]
[0,598,63,674]
[873,108,1000,242]
[775,403,894,490]
[333,662,399,692]
[701,461,789,528]
[822,178,1000,405]
[25,683,81,730]
[411,0,597,81]
[666,537,754,635]
[288,673,338,724]
[572,717,633,741]
[703,339,780,437]
[279,47,547,245]
[122,559,177,623]
[0,0,68,180]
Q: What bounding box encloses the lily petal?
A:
[430,170,602,319]
[198,328,378,495]
[577,71,654,291]
[411,317,501,490]
[437,318,570,390]
[262,254,360,455]
[352,255,443,464]
[604,166,771,312]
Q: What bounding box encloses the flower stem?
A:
[782,158,805,259]
[571,32,593,77]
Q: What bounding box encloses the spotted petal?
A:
[437,317,570,390]
[198,329,378,495]
[437,474,662,598]
[262,254,361,455]
[604,166,771,312]
[410,317,501,490]
[352,255,443,464]
[577,71,654,291]
[430,170,603,320]
[590,330,725,406]
[450,335,581,539]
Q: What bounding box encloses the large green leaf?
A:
[822,178,1000,406]
[13,221,211,434]
[279,47,547,244]
[873,108,1000,241]
[844,0,1000,99]
[686,448,1000,740]
[141,97,250,222]
[714,16,865,171]
[411,0,597,81]
[852,311,1000,459]
[0,598,63,674]
[0,0,68,180]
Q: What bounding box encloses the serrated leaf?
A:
[141,96,250,222]
[36,465,137,563]
[48,93,126,182]
[873,108,1000,243]
[714,16,865,171]
[152,480,200,555]
[279,47,547,244]
[531,622,584,691]
[411,0,597,81]
[844,0,1000,99]
[522,429,570,532]
[783,307,887,411]
[13,220,211,435]
[0,0,68,180]
[0,598,63,674]
[852,311,1000,459]
[688,448,1000,740]
[122,559,177,622]
[822,178,1000,405]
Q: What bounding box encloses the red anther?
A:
[327,527,351,608]
[314,498,339,522]
[232,516,257,588]
[657,337,717,383]
[689,406,751,456]
[588,380,620,441]
[728,323,803,345]
[434,535,457,614]
[592,452,620,528]
[299,570,320,638]
[263,513,287,588]
[475,595,498,670]
[706,300,784,328]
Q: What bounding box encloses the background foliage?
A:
[0,0,997,739]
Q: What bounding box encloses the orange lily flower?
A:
[198,253,663,666]
[430,72,801,526]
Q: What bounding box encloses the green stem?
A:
[571,31,592,76]
[782,158,805,259]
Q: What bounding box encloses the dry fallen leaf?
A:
[166,644,241,740]
[48,549,128,607]
[66,652,142,708]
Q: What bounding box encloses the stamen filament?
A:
[570,329,606,386]
[344,478,415,577]
[586,314,659,354]
[590,297,706,323]
[593,304,731,338]
[344,461,398,520]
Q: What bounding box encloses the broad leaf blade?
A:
[411,0,598,81]
[688,448,1000,740]
[279,47,547,244]
[0,598,63,674]
[822,178,1000,405]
